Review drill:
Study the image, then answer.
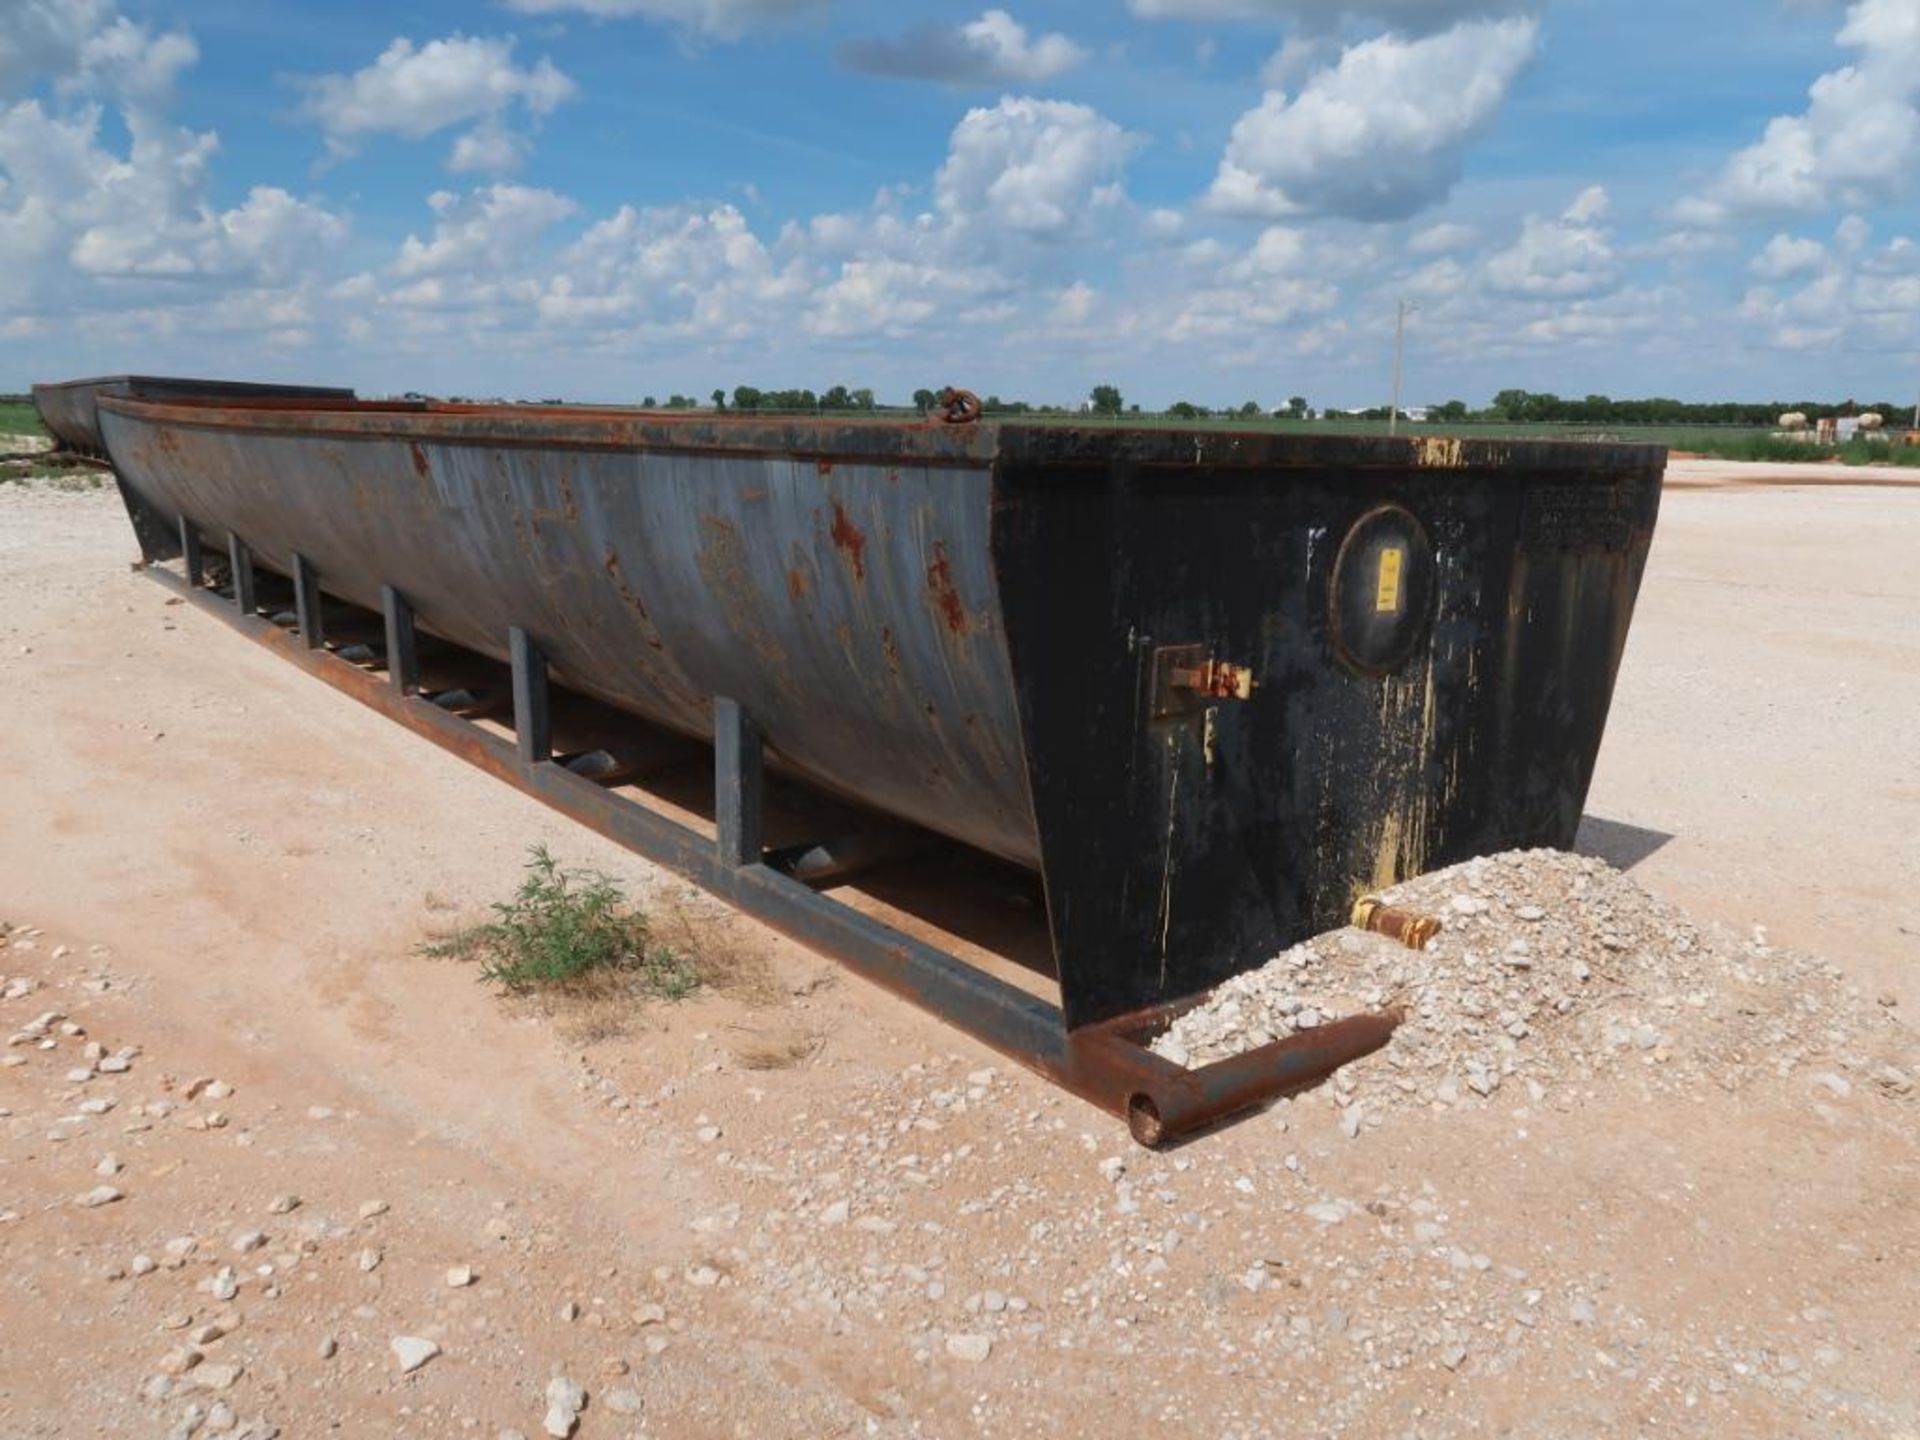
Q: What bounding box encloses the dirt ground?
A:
[1587,458,1920,1013]
[2,461,1917,1439]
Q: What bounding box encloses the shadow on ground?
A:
[1576,814,1674,871]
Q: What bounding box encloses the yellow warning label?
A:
[1375,547,1405,614]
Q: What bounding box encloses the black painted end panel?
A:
[992,451,1663,1030]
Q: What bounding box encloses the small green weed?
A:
[425,845,696,999]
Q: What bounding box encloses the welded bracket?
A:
[292,552,323,650]
[509,625,551,766]
[1150,644,1256,719]
[714,696,764,868]
[382,585,418,696]
[228,535,255,616]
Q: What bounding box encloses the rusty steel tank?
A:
[34,377,357,562]
[33,376,356,458]
[93,394,1664,1046]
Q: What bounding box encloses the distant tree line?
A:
[1463,390,1913,425]
[625,384,1914,424]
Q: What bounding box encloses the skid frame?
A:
[147,547,1397,1146]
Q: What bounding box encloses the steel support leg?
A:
[510,626,550,766]
[292,552,323,650]
[228,536,255,616]
[714,696,764,868]
[382,585,418,696]
[180,519,204,587]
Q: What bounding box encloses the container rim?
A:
[97,393,1670,473]
[34,375,355,395]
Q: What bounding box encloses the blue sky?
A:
[4,0,1918,409]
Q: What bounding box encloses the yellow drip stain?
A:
[1155,741,1181,994]
[1353,655,1441,900]
[1413,436,1467,469]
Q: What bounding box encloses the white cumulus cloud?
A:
[935,96,1140,238]
[838,10,1085,86]
[1682,0,1920,222]
[2,0,197,108]
[392,184,579,280]
[1408,220,1477,253]
[545,202,807,335]
[449,121,531,175]
[300,34,576,175]
[1482,187,1619,299]
[1,2,347,331]
[1,0,109,96]
[1749,233,1826,280]
[1206,16,1539,221]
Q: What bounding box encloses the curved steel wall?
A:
[100,402,1041,867]
[33,378,355,456]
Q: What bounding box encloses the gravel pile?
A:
[1151,848,1913,1121]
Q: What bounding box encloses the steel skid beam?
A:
[145,555,1396,1146]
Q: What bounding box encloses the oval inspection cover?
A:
[1329,504,1435,675]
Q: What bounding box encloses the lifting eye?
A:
[1329,504,1434,676]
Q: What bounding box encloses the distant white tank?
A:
[1857,412,1885,431]
[1777,412,1809,431]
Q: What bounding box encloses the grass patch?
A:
[1685,433,1920,467]
[425,845,696,999]
[0,400,47,440]
[0,463,105,489]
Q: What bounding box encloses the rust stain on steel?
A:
[1168,656,1256,702]
[829,501,867,581]
[816,459,834,476]
[787,567,809,601]
[926,540,968,635]
[696,514,786,670]
[531,473,579,527]
[602,545,665,650]
[409,442,430,480]
[880,626,902,675]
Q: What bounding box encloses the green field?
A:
[655,403,1769,449]
[0,398,47,438]
[713,407,1784,450]
[1003,414,1772,448]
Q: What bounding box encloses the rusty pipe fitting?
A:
[1350,897,1442,950]
[1123,1010,1401,1148]
[936,387,983,425]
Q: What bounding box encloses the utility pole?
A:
[1389,299,1416,437]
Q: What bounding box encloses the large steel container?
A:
[34,377,356,563]
[33,376,355,457]
[96,396,1664,1033]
